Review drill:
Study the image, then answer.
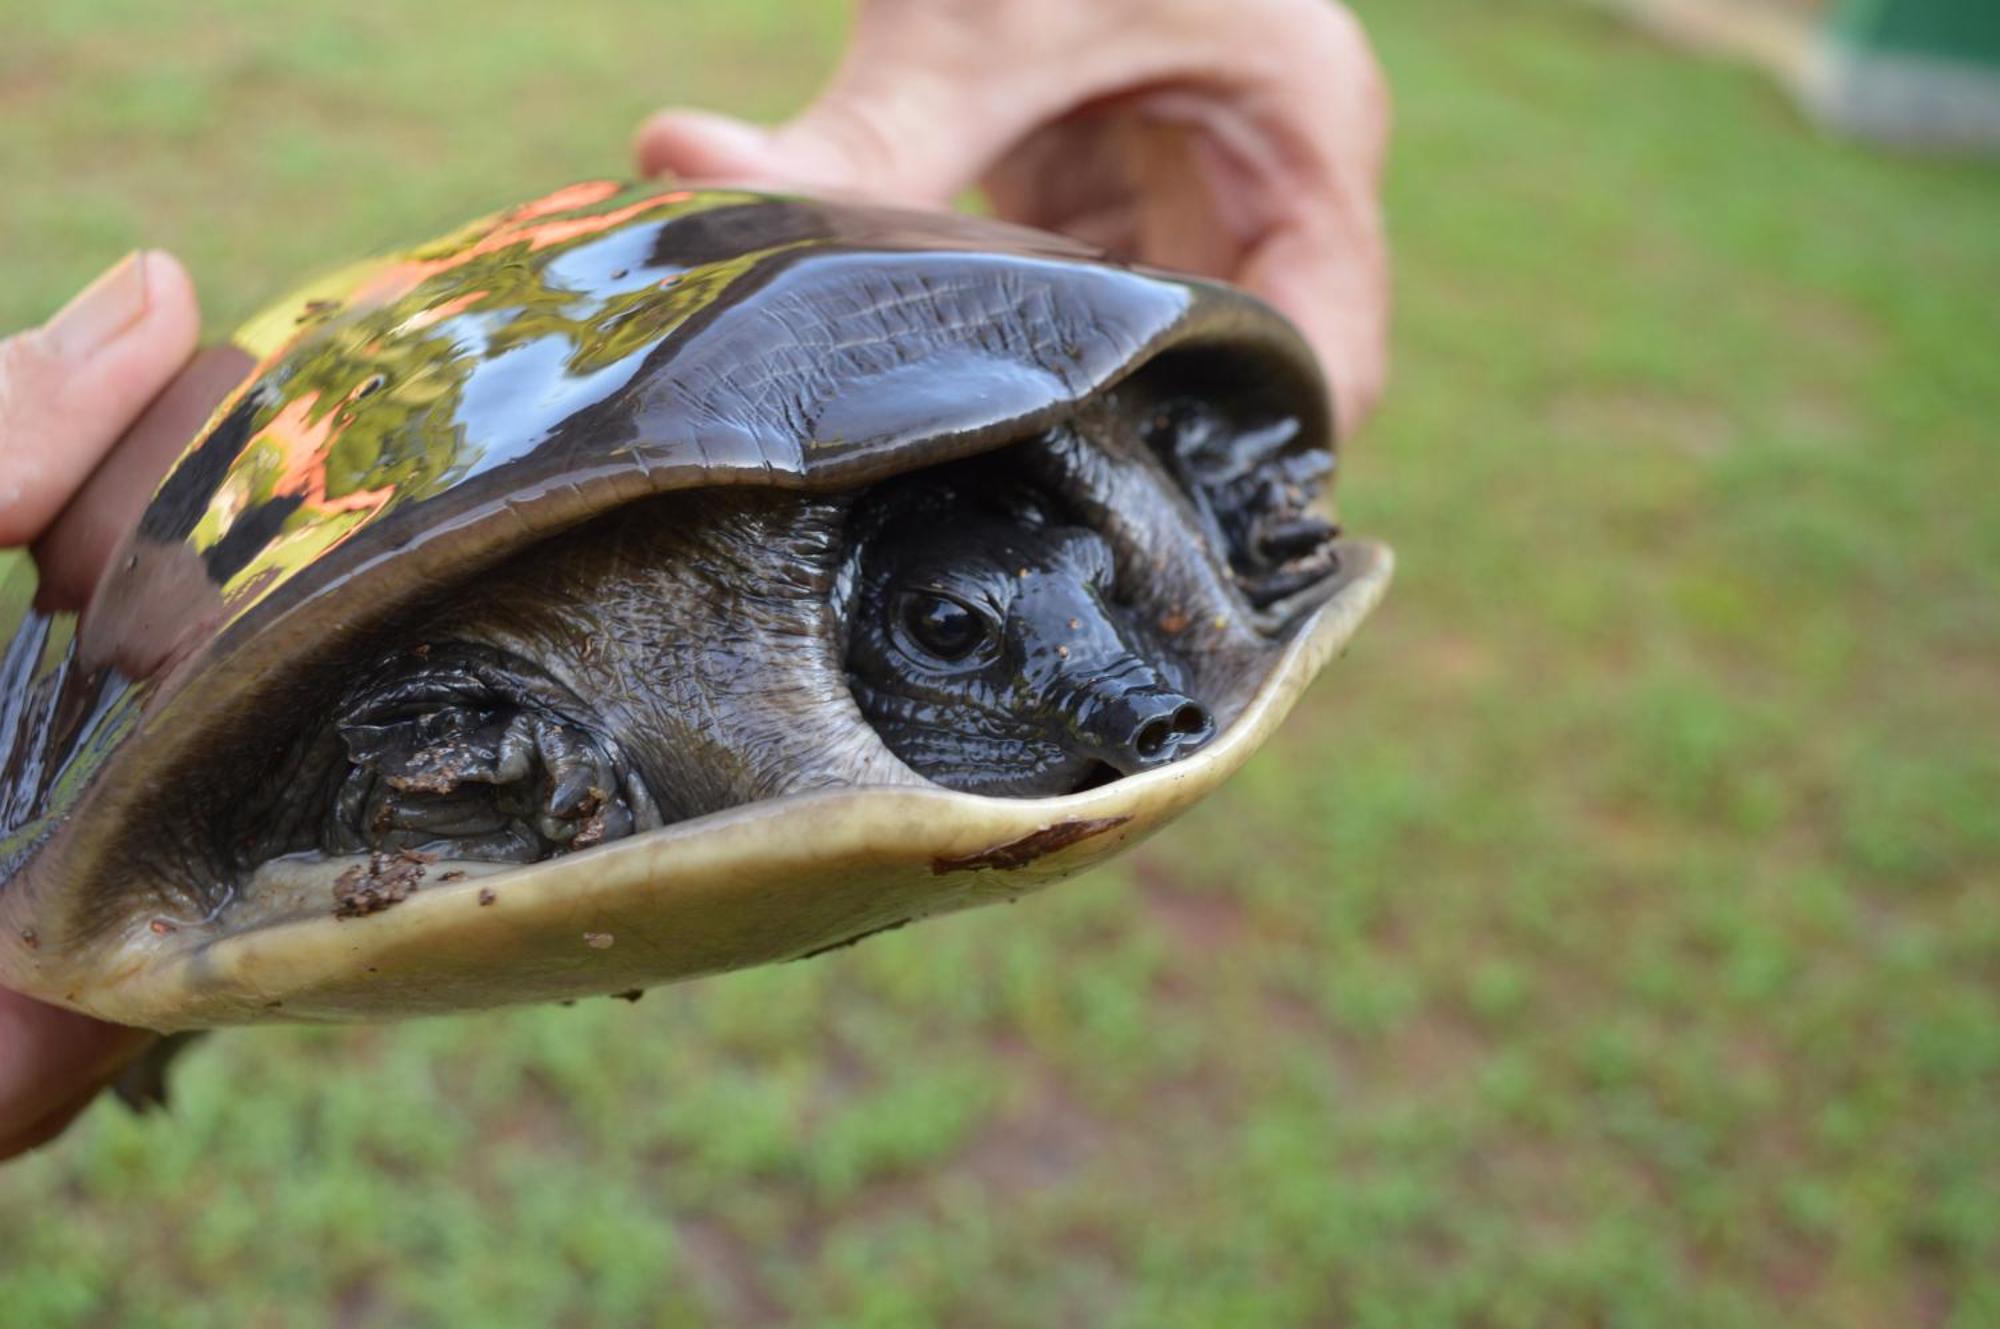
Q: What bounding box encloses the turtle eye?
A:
[899,592,992,664]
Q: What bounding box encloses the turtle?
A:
[0,181,1391,1034]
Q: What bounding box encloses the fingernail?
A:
[41,251,151,362]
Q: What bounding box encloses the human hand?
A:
[636,0,1390,433]
[0,251,201,1160]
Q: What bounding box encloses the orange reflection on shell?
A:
[340,183,695,320]
[206,181,725,615]
[261,393,397,518]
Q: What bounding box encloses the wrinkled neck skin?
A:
[391,490,924,833]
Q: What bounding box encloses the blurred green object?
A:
[1831,0,2000,59]
[0,0,1997,1325]
[1609,0,2000,149]
[1807,0,2000,147]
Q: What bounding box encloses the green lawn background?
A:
[1,1,1996,1325]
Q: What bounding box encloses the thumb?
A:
[638,37,1031,208]
[0,251,201,548]
[0,987,152,1159]
[633,108,789,184]
[636,87,997,209]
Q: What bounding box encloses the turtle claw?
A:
[544,759,598,822]
[533,721,631,848]
[1253,513,1339,564]
[1236,551,1341,609]
[1145,399,1341,612]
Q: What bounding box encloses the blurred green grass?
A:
[2,0,1997,1325]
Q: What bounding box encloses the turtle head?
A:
[846,477,1214,797]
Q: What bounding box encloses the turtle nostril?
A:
[1128,702,1210,766]
[1091,689,1216,773]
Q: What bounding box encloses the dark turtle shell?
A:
[0,182,1387,1027]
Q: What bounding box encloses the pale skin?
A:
[0,0,1388,1158]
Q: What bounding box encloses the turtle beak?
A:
[1061,676,1215,775]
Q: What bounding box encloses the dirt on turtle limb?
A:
[332,848,436,920]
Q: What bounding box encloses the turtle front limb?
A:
[328,645,662,862]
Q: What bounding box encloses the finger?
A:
[1241,217,1390,438]
[1256,2,1392,433]
[0,1082,104,1160]
[0,987,152,1160]
[637,7,1060,205]
[31,345,254,612]
[633,108,786,183]
[1127,3,1390,434]
[0,250,201,548]
[636,82,1007,208]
